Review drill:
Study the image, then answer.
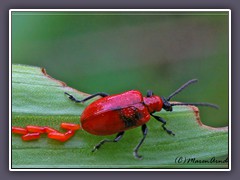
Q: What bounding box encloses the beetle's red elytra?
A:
[64,79,218,159]
[80,90,162,136]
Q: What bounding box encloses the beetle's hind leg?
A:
[151,114,175,136]
[92,131,125,152]
[64,92,109,103]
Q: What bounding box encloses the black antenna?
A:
[171,102,219,109]
[166,79,219,110]
[167,79,198,101]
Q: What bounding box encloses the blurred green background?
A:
[11,11,229,127]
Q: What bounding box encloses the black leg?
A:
[133,124,148,159]
[92,131,125,152]
[151,114,175,136]
[64,92,109,103]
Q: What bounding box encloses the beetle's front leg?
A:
[150,114,175,136]
[92,131,125,152]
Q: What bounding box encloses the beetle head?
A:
[161,96,173,112]
[145,79,219,113]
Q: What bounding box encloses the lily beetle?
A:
[65,79,218,159]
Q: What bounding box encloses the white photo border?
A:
[9,9,231,171]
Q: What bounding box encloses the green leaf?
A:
[12,64,228,169]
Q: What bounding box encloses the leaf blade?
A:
[12,64,228,169]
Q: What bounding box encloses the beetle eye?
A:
[164,105,172,112]
[162,97,172,112]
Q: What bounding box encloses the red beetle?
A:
[65,79,218,159]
